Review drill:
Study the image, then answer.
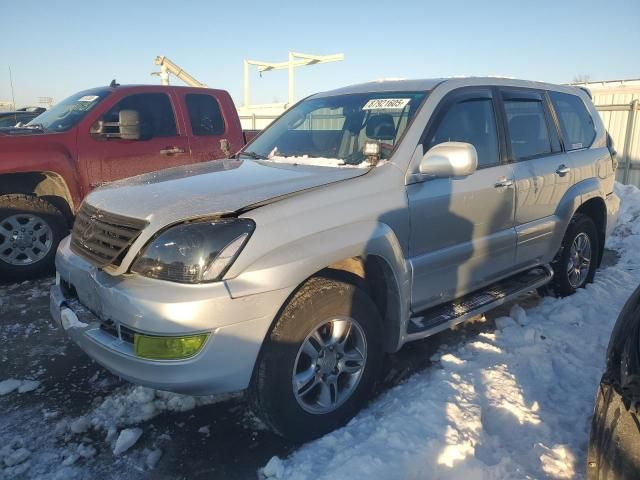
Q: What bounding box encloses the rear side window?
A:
[425,97,500,168]
[186,94,225,136]
[549,91,596,150]
[503,98,552,160]
[103,93,177,138]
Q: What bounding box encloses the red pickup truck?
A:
[0,83,257,280]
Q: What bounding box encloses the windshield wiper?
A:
[22,123,46,131]
[239,151,269,160]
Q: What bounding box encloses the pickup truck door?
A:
[407,88,516,312]
[79,91,191,186]
[498,88,570,268]
[179,92,232,161]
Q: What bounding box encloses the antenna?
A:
[9,66,16,110]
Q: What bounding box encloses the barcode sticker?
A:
[362,98,410,110]
[78,95,99,102]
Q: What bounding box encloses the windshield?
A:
[242,91,427,167]
[27,88,111,132]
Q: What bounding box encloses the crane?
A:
[152,56,207,88]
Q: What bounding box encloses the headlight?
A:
[131,218,255,283]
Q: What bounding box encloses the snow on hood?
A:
[84,159,367,225]
[265,154,373,169]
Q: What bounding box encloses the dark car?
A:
[587,284,640,479]
[0,107,46,128]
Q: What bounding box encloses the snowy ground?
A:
[0,183,639,479]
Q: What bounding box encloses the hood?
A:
[85,159,368,226]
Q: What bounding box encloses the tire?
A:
[249,276,383,441]
[549,213,599,297]
[0,194,68,282]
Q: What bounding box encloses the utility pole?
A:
[243,52,344,108]
[9,66,16,110]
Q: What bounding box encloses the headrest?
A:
[366,114,396,141]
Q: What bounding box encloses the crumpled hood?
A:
[85,159,368,225]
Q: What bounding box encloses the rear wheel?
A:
[549,213,599,297]
[0,194,67,282]
[249,276,383,441]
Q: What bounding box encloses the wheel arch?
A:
[0,171,75,227]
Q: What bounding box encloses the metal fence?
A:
[595,100,640,187]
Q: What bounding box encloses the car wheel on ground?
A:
[249,275,383,441]
[0,194,67,282]
[587,284,640,479]
[548,213,599,297]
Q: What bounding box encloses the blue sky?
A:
[2,0,639,108]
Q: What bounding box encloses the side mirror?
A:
[419,141,478,178]
[118,109,141,140]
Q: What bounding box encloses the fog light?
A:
[134,333,209,360]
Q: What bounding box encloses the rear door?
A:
[407,87,516,311]
[79,91,191,184]
[499,88,570,267]
[182,92,230,161]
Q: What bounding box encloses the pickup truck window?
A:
[425,98,499,168]
[549,91,596,151]
[25,88,111,132]
[242,92,427,167]
[186,94,225,136]
[101,93,177,139]
[503,98,552,160]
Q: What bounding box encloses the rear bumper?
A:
[51,236,291,395]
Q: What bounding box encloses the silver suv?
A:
[50,78,620,440]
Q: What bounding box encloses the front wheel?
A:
[549,213,599,297]
[0,194,67,282]
[249,276,383,441]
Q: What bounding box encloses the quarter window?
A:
[186,94,225,136]
[549,91,596,150]
[102,93,177,138]
[503,99,552,160]
[425,97,500,168]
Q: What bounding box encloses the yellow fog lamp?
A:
[133,333,209,360]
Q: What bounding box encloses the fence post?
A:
[622,99,639,185]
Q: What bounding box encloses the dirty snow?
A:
[262,183,640,480]
[0,379,40,395]
[113,428,143,456]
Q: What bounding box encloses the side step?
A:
[406,265,553,340]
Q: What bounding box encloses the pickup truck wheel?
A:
[549,213,599,297]
[249,276,383,441]
[0,194,67,282]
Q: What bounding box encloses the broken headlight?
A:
[131,218,254,283]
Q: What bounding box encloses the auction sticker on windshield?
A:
[78,95,100,102]
[362,98,411,110]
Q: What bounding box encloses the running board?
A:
[406,265,553,340]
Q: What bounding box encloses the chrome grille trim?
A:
[70,202,147,267]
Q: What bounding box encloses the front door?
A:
[407,88,516,311]
[79,92,191,185]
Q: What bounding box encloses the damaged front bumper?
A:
[50,236,290,395]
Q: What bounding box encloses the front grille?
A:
[71,202,147,267]
[99,320,136,344]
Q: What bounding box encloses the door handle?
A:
[556,164,570,176]
[160,147,186,156]
[494,177,514,188]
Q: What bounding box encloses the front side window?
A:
[425,97,499,168]
[241,92,427,167]
[186,94,225,136]
[504,98,552,160]
[549,91,596,150]
[102,93,177,139]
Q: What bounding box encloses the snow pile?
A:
[262,183,640,480]
[85,385,236,431]
[0,379,40,395]
[113,428,143,456]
